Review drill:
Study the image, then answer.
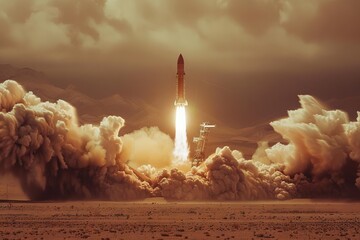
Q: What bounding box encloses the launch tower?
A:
[192,122,216,166]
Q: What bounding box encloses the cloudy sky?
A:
[0,0,360,133]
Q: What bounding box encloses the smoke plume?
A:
[120,127,174,169]
[1,80,360,201]
[154,147,296,200]
[0,80,151,200]
[265,95,360,198]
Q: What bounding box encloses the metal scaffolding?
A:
[192,122,215,166]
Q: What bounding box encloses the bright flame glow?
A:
[173,105,189,164]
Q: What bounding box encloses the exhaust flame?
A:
[173,106,189,164]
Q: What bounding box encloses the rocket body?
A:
[175,54,188,106]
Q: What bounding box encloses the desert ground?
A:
[0,199,359,240]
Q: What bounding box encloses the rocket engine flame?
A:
[173,106,189,165]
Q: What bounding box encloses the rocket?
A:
[174,54,188,106]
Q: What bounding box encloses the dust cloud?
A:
[1,80,360,200]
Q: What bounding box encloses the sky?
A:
[0,0,360,132]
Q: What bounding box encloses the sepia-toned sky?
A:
[1,0,360,131]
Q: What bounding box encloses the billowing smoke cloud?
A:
[152,95,360,200]
[120,127,174,168]
[0,80,151,200]
[265,95,360,198]
[267,96,349,176]
[1,80,360,201]
[154,147,296,200]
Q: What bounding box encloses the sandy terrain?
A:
[0,199,359,240]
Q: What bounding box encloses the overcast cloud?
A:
[0,0,359,131]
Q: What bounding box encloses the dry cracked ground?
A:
[0,199,359,240]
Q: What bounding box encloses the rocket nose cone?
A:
[177,54,184,64]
